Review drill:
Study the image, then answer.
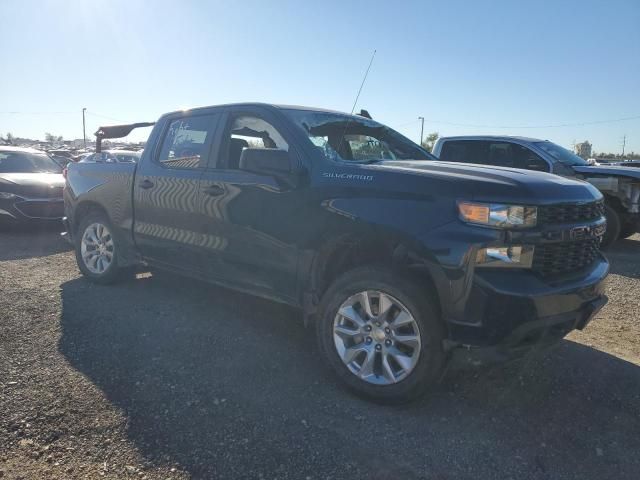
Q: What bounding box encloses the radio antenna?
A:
[350,49,377,115]
[335,50,377,158]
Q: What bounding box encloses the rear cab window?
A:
[439,141,489,164]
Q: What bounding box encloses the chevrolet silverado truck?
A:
[433,136,640,246]
[63,103,609,403]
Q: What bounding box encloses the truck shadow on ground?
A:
[0,224,70,261]
[58,271,640,479]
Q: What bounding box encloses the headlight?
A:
[0,192,18,200]
[476,245,535,268]
[458,202,537,228]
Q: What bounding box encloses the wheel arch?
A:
[303,229,444,327]
[73,201,111,235]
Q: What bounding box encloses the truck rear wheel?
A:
[602,204,621,248]
[316,266,446,404]
[75,211,121,284]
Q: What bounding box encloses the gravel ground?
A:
[1,226,639,479]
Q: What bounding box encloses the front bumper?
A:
[0,197,64,222]
[61,216,74,244]
[445,255,609,350]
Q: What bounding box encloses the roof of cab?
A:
[161,102,356,118]
[439,135,545,143]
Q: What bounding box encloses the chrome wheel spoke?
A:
[391,311,413,328]
[388,347,414,372]
[358,291,375,318]
[337,305,366,328]
[334,324,359,338]
[357,348,376,379]
[88,253,99,269]
[88,229,100,245]
[378,292,393,318]
[343,344,367,364]
[381,354,396,383]
[393,333,420,349]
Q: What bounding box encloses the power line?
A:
[85,111,130,123]
[0,111,76,115]
[414,114,640,129]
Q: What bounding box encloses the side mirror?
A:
[239,148,292,176]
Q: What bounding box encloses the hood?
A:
[370,160,602,205]
[0,173,65,198]
[573,165,640,180]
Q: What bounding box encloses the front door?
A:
[197,108,304,302]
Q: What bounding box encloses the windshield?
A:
[534,141,588,166]
[0,151,63,173]
[283,109,434,163]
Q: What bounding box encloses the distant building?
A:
[575,140,592,159]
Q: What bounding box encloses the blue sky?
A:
[1,0,639,153]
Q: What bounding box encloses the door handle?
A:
[203,185,225,196]
[138,179,154,189]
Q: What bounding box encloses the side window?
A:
[487,142,516,167]
[225,115,288,169]
[439,141,489,164]
[158,114,219,169]
[513,144,549,172]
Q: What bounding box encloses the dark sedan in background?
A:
[0,146,65,223]
[80,149,142,164]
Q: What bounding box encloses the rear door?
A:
[133,112,222,272]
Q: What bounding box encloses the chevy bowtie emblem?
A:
[570,224,606,241]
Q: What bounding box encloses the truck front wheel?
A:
[75,211,121,284]
[316,266,446,404]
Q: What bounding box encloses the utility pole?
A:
[82,107,87,149]
[621,134,626,156]
[418,116,424,146]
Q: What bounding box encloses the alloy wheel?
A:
[332,290,422,385]
[80,222,114,274]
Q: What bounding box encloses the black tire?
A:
[75,211,121,284]
[619,223,637,239]
[316,266,446,404]
[601,204,621,248]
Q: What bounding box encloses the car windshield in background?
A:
[113,153,140,163]
[535,141,588,166]
[283,109,433,163]
[0,151,63,173]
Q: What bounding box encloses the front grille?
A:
[532,238,601,276]
[15,200,64,219]
[537,200,604,225]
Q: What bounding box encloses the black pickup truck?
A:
[63,103,609,403]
